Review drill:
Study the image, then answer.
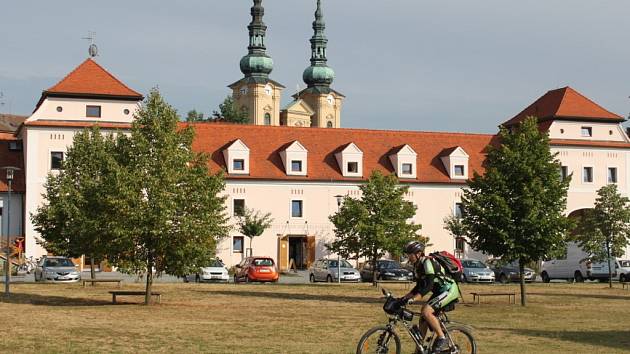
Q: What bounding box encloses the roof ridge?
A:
[183,121,495,138]
[46,58,91,92]
[563,86,622,119]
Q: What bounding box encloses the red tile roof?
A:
[503,86,623,127]
[45,59,142,98]
[187,123,497,184]
[0,114,27,132]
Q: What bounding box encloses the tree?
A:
[329,171,423,284]
[212,96,249,124]
[32,126,119,281]
[573,184,630,288]
[110,89,229,304]
[443,214,466,257]
[461,117,572,306]
[186,109,206,122]
[237,208,273,256]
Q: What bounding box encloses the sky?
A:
[1,0,629,134]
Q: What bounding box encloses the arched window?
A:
[327,121,333,128]
[264,113,271,125]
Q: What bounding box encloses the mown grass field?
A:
[1,281,629,353]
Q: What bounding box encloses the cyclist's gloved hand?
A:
[396,297,409,306]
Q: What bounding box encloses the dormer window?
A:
[335,143,363,178]
[280,141,308,176]
[440,146,469,180]
[233,159,245,171]
[347,162,358,173]
[223,139,250,175]
[86,105,101,118]
[389,145,417,179]
[581,127,592,137]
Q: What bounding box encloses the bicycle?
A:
[356,288,476,354]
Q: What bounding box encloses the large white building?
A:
[8,0,630,270]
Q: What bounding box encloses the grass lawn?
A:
[1,282,629,353]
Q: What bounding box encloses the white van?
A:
[541,242,626,282]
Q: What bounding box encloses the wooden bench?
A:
[471,292,516,304]
[375,280,413,290]
[82,279,123,288]
[109,291,161,304]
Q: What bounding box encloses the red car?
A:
[234,257,279,283]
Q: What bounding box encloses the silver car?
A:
[34,256,81,283]
[309,258,361,282]
[461,259,495,283]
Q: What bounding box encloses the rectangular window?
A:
[401,163,413,175]
[581,127,592,137]
[86,105,101,118]
[233,159,245,171]
[50,151,64,170]
[454,203,464,219]
[8,141,22,151]
[454,165,465,176]
[233,236,244,253]
[455,237,466,253]
[583,167,593,183]
[560,166,569,181]
[291,200,303,218]
[233,199,245,216]
[608,167,618,184]
[291,160,303,172]
[347,162,359,173]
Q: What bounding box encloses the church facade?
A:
[10,0,630,270]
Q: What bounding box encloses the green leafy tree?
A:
[32,126,119,281]
[573,184,630,287]
[212,96,249,124]
[186,109,206,122]
[329,171,423,284]
[111,89,229,304]
[237,208,273,256]
[443,214,467,256]
[461,117,572,306]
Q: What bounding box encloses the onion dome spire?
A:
[303,0,335,88]
[240,0,274,78]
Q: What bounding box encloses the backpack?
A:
[429,251,463,282]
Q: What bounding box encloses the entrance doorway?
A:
[289,236,307,270]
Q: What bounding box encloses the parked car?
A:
[309,258,361,282]
[360,259,413,282]
[461,259,495,283]
[618,260,630,283]
[490,260,535,284]
[184,258,230,283]
[34,256,81,283]
[540,242,623,282]
[234,257,279,283]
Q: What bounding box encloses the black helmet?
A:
[404,241,425,254]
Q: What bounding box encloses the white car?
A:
[184,259,230,283]
[34,256,81,283]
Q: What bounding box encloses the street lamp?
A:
[3,166,19,296]
[334,195,343,284]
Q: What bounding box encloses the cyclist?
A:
[399,241,460,353]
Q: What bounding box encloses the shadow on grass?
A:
[528,292,630,301]
[203,289,383,305]
[479,327,630,350]
[0,292,111,306]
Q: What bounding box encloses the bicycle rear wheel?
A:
[356,326,401,354]
[445,324,476,354]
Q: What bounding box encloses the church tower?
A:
[229,0,284,126]
[296,0,344,128]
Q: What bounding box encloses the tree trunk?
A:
[145,258,154,305]
[371,248,379,287]
[606,239,613,289]
[249,236,253,257]
[519,260,527,307]
[89,255,96,284]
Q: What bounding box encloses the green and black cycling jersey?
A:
[410,258,460,311]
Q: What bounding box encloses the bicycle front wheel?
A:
[356,325,401,354]
[446,324,477,354]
